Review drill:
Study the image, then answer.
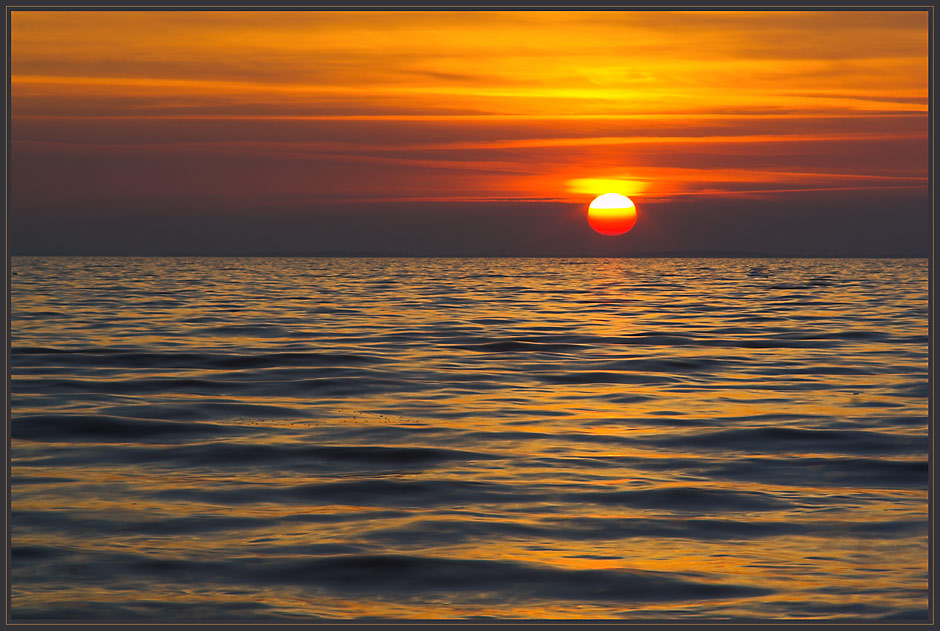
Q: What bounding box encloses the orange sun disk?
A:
[588,193,637,236]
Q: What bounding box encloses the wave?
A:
[10,256,928,621]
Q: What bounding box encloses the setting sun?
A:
[587,193,637,236]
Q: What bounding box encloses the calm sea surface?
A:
[10,256,930,621]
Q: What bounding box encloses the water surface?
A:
[10,257,929,620]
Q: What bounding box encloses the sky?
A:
[9,10,930,256]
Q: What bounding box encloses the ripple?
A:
[648,427,925,456]
[13,547,773,604]
[560,486,791,513]
[12,414,249,443]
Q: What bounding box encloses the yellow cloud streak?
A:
[12,69,927,119]
[13,113,927,123]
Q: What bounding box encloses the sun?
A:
[588,193,637,236]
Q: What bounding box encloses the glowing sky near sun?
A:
[9,10,929,253]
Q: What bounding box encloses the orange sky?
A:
[12,10,928,204]
[8,10,931,256]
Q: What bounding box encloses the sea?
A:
[9,256,930,621]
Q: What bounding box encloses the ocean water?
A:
[10,256,930,621]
